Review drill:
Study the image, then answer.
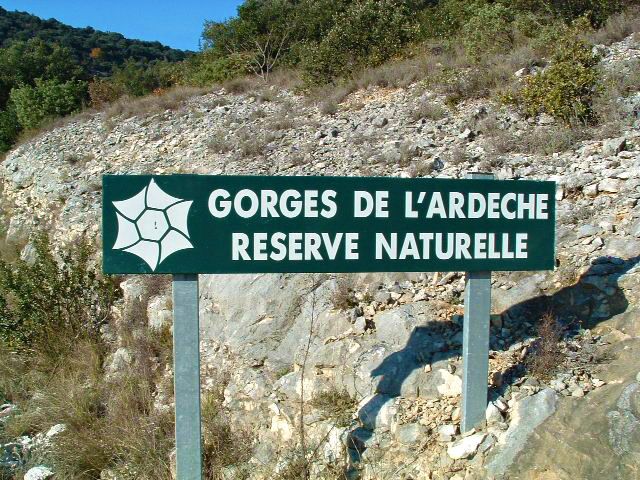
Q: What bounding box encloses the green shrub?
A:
[418,0,486,40]
[0,233,118,355]
[518,33,601,124]
[552,0,627,26]
[0,39,83,106]
[181,51,250,87]
[109,59,160,97]
[461,4,514,59]
[10,78,87,131]
[301,0,418,84]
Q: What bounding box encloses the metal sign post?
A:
[461,173,493,432]
[461,270,492,431]
[172,274,202,479]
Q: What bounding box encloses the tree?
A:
[0,38,83,107]
[204,0,294,80]
[90,47,103,59]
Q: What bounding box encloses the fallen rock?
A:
[486,402,503,424]
[24,466,54,480]
[438,424,457,442]
[571,387,585,398]
[598,178,622,193]
[357,394,397,431]
[395,422,426,445]
[373,116,388,128]
[602,137,626,156]
[436,369,463,397]
[447,432,486,459]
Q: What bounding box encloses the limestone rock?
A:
[447,432,486,459]
[486,402,503,424]
[395,422,426,445]
[436,369,463,397]
[602,137,626,156]
[598,178,622,193]
[485,389,558,477]
[24,467,54,480]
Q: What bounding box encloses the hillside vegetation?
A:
[0,7,187,74]
[0,0,637,154]
[0,7,189,152]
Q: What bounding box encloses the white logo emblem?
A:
[112,179,193,271]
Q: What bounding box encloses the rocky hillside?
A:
[1,36,640,479]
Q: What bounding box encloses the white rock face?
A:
[447,432,487,459]
[485,389,559,476]
[357,394,398,431]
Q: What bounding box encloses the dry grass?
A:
[208,130,235,154]
[105,86,210,119]
[309,388,356,428]
[0,339,170,479]
[486,126,588,156]
[0,268,254,480]
[0,270,216,479]
[527,312,564,380]
[330,276,358,310]
[201,392,253,480]
[11,109,97,151]
[236,128,278,158]
[223,70,303,96]
[319,98,339,115]
[410,100,446,122]
[209,126,279,158]
[444,146,469,166]
[408,159,436,177]
[270,102,298,130]
[587,6,640,45]
[594,59,640,135]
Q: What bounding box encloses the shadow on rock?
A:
[346,255,640,469]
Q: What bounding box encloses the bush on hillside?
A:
[0,39,83,105]
[10,78,87,130]
[180,51,250,87]
[551,0,628,26]
[0,233,118,355]
[109,59,162,98]
[461,3,514,59]
[518,31,601,124]
[301,0,418,84]
[417,0,483,40]
[88,77,126,108]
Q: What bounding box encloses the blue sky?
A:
[0,0,245,51]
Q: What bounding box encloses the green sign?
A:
[102,175,556,274]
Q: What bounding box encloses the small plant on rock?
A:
[527,312,565,380]
[310,387,357,427]
[330,276,358,310]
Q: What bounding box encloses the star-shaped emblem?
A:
[112,179,193,271]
